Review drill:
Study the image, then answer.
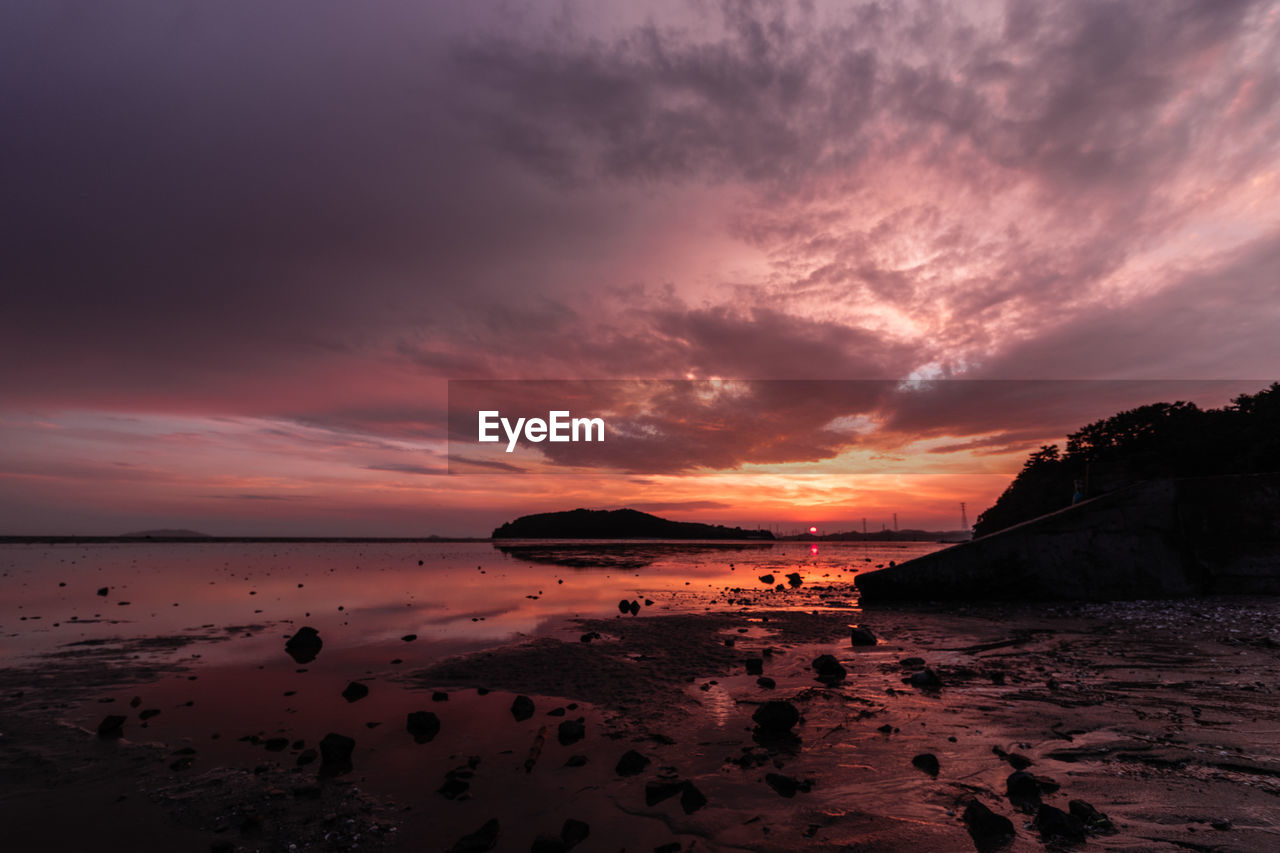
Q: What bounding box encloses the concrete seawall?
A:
[856,474,1280,602]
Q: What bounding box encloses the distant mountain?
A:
[491,508,774,540]
[120,528,213,539]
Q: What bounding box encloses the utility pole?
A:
[960,502,968,530]
[893,513,898,531]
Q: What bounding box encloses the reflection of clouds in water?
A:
[695,681,736,729]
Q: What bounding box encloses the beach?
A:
[3,542,1280,851]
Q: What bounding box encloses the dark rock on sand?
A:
[96,587,109,596]
[850,626,878,646]
[756,676,776,689]
[1069,799,1115,833]
[1007,770,1059,807]
[812,654,847,685]
[561,819,590,849]
[341,681,369,703]
[628,600,641,616]
[618,599,630,614]
[615,749,651,777]
[564,755,587,767]
[296,748,317,766]
[97,714,126,738]
[318,732,355,776]
[786,572,803,587]
[511,695,536,722]
[406,710,441,744]
[263,737,289,752]
[284,626,323,664]
[759,574,775,584]
[402,634,418,642]
[963,799,1016,850]
[680,781,707,814]
[765,773,812,797]
[449,819,499,853]
[752,700,800,734]
[908,668,943,689]
[432,691,449,702]
[645,780,685,806]
[911,753,940,776]
[579,632,601,643]
[1035,804,1086,841]
[745,657,764,675]
[900,656,925,668]
[557,718,586,745]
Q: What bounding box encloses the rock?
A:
[786,572,803,587]
[764,773,811,797]
[439,771,470,800]
[758,574,775,584]
[564,755,587,767]
[900,656,925,668]
[1006,770,1058,806]
[812,654,847,685]
[645,780,684,806]
[679,781,707,814]
[618,599,630,614]
[911,753,940,776]
[962,800,1015,850]
[406,710,441,744]
[96,587,109,596]
[432,691,449,702]
[138,708,161,721]
[341,681,369,703]
[850,626,878,646]
[557,717,586,745]
[318,733,355,776]
[756,676,776,689]
[1068,799,1115,833]
[263,737,289,752]
[284,626,323,664]
[511,695,536,721]
[579,631,601,643]
[908,668,942,689]
[615,749,650,777]
[296,748,317,766]
[751,700,800,734]
[530,837,566,853]
[628,600,640,616]
[654,845,681,853]
[1035,804,1085,841]
[561,818,590,849]
[402,634,418,642]
[97,714,126,738]
[448,819,500,853]
[745,658,764,675]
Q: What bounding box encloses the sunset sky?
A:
[3,1,1279,536]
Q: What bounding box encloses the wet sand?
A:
[3,547,1280,851]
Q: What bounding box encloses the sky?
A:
[2,0,1278,536]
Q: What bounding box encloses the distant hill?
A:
[491,508,774,540]
[120,528,213,539]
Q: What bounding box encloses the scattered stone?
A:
[756,676,776,689]
[579,632,601,643]
[812,654,847,685]
[284,626,323,664]
[138,708,161,721]
[557,718,586,745]
[263,737,289,752]
[296,748,318,766]
[97,715,126,738]
[407,710,441,744]
[1035,804,1086,841]
[963,799,1016,849]
[448,818,500,853]
[615,750,650,777]
[745,658,764,675]
[511,695,536,722]
[1007,770,1059,807]
[564,755,587,767]
[679,781,707,814]
[900,656,925,668]
[628,600,640,616]
[645,780,684,806]
[908,668,942,689]
[561,818,590,849]
[786,572,802,587]
[96,587,109,596]
[618,599,630,614]
[439,770,471,800]
[850,626,878,646]
[341,681,369,703]
[751,700,800,734]
[1068,800,1115,833]
[758,574,775,584]
[764,773,812,797]
[433,691,450,702]
[318,732,355,776]
[911,753,940,776]
[402,634,418,642]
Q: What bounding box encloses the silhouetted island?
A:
[491,508,774,540]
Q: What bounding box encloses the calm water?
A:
[0,540,946,665]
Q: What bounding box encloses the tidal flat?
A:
[2,541,1279,851]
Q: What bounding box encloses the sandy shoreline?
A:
[4,584,1280,851]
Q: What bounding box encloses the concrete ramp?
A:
[856,474,1280,602]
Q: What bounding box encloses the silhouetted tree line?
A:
[973,382,1280,537]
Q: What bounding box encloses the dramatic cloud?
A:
[1,0,1277,533]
